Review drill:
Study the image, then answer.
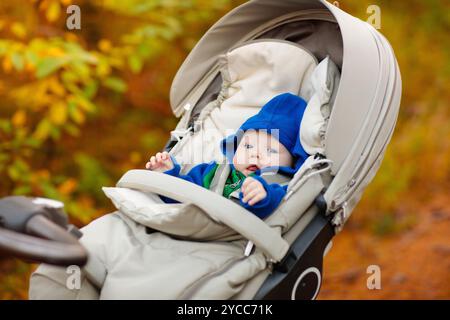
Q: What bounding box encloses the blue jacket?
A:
[162,161,289,219]
[161,93,310,219]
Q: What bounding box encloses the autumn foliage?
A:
[0,0,448,299]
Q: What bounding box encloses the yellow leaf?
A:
[39,0,49,11]
[70,107,85,124]
[130,152,142,164]
[48,77,66,97]
[76,97,96,112]
[98,39,112,52]
[47,47,65,57]
[64,32,78,42]
[58,178,78,195]
[25,61,36,73]
[10,22,26,39]
[96,61,111,77]
[33,119,51,140]
[12,110,27,127]
[49,102,68,125]
[2,56,12,73]
[46,0,61,22]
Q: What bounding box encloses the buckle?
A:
[331,201,348,231]
[244,241,254,256]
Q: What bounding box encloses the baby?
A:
[146,93,309,218]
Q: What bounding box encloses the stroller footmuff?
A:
[29,0,401,300]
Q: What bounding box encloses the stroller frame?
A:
[163,0,401,299]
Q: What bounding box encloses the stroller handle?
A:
[0,197,88,266]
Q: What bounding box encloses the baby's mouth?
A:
[246,164,260,172]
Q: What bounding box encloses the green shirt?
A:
[202,164,254,198]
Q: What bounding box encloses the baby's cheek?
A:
[266,154,280,166]
[232,154,243,170]
[279,153,294,167]
[234,151,248,167]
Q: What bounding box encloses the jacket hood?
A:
[221,93,310,175]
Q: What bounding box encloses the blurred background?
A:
[0,0,448,299]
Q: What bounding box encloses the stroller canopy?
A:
[170,0,402,228]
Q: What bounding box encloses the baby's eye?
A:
[244,143,253,149]
[268,148,278,154]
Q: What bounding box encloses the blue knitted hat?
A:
[221,93,309,175]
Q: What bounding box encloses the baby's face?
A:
[232,130,294,176]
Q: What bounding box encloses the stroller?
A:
[24,0,401,300]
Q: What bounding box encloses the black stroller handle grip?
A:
[0,215,88,266]
[25,214,79,245]
[0,195,88,266]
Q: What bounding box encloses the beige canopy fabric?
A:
[170,0,336,116]
[169,0,402,229]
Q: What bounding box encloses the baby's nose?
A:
[248,150,260,159]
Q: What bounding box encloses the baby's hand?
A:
[241,177,267,206]
[145,151,174,172]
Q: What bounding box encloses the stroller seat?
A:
[29,0,401,300]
